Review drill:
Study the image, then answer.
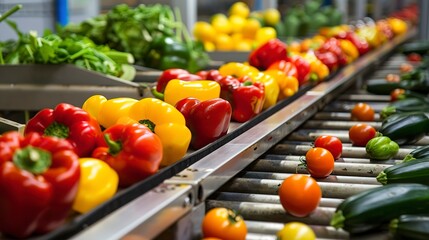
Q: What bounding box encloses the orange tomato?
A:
[305,147,335,178]
[349,123,377,147]
[202,207,247,240]
[278,174,321,217]
[351,102,375,121]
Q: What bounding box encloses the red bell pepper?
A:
[156,68,202,93]
[0,131,80,238]
[92,123,163,187]
[175,98,232,149]
[288,56,311,86]
[314,50,339,71]
[24,103,102,158]
[318,38,348,66]
[248,38,288,71]
[267,60,299,79]
[335,31,370,56]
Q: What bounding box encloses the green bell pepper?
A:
[366,136,399,161]
[145,36,190,70]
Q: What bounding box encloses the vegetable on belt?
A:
[24,102,102,157]
[365,135,399,160]
[299,51,330,82]
[380,96,429,119]
[92,123,163,187]
[263,69,299,100]
[330,183,429,234]
[366,71,429,95]
[376,158,429,185]
[403,145,429,162]
[379,112,429,145]
[175,97,231,149]
[338,39,359,63]
[335,30,370,56]
[0,131,80,238]
[248,38,288,71]
[72,158,119,214]
[117,97,191,166]
[267,60,298,80]
[317,37,348,66]
[155,68,202,94]
[162,79,221,107]
[288,55,311,86]
[389,214,429,240]
[314,50,339,72]
[82,95,138,129]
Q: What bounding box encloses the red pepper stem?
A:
[104,134,122,155]
[13,146,52,174]
[44,122,69,139]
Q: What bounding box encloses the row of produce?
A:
[0,2,421,240]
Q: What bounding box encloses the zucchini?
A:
[403,145,429,162]
[390,214,429,240]
[378,112,429,145]
[365,79,401,95]
[380,97,429,119]
[400,41,429,56]
[376,158,429,185]
[330,183,429,234]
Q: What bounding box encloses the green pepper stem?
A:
[44,122,69,139]
[104,134,122,155]
[151,87,165,100]
[139,119,156,133]
[13,146,52,174]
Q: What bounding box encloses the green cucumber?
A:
[403,145,429,162]
[376,158,429,185]
[378,112,429,145]
[330,183,429,234]
[390,214,429,240]
[380,97,429,119]
[365,79,401,95]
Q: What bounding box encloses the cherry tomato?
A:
[314,135,343,160]
[277,222,316,240]
[351,102,375,121]
[407,53,422,62]
[349,123,377,146]
[202,207,247,240]
[278,174,321,217]
[305,147,335,178]
[390,88,405,102]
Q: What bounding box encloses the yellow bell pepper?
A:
[163,80,221,107]
[72,158,119,214]
[117,98,191,166]
[219,62,279,109]
[339,39,359,63]
[82,95,138,129]
[264,69,299,100]
[387,17,408,36]
[300,51,330,82]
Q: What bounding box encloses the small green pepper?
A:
[145,36,190,70]
[366,136,399,160]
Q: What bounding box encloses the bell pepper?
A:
[300,51,330,82]
[219,62,278,110]
[144,36,190,70]
[317,37,348,66]
[92,123,163,187]
[355,22,386,48]
[338,39,360,63]
[264,69,299,100]
[365,135,399,161]
[175,98,232,149]
[0,131,80,238]
[314,50,339,72]
[335,31,370,56]
[376,19,395,40]
[387,17,408,36]
[267,60,298,79]
[163,79,221,107]
[82,95,138,129]
[72,158,119,214]
[155,68,202,94]
[24,103,102,157]
[288,55,311,86]
[248,38,288,71]
[117,98,191,166]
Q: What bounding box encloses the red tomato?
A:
[407,53,422,62]
[314,135,343,160]
[278,174,321,217]
[351,102,375,121]
[349,123,377,146]
[202,207,247,240]
[305,147,335,178]
[390,88,405,102]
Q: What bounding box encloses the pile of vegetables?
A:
[60,4,209,73]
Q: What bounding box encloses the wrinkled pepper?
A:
[264,69,299,100]
[72,158,119,214]
[0,131,80,238]
[219,62,278,109]
[155,68,202,94]
[365,136,399,161]
[92,123,163,187]
[117,98,191,166]
[24,103,102,157]
[144,36,190,70]
[248,38,288,70]
[162,79,221,107]
[175,98,232,149]
[82,95,138,129]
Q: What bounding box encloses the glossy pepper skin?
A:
[155,68,202,94]
[318,38,349,66]
[175,98,232,149]
[92,123,163,187]
[0,131,80,238]
[144,36,190,71]
[335,31,370,56]
[24,103,102,157]
[366,136,399,161]
[118,98,191,167]
[72,158,119,214]
[248,38,288,71]
[163,79,221,107]
[264,69,299,100]
[288,55,311,86]
[314,50,339,72]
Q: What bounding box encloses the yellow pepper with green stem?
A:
[163,80,221,107]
